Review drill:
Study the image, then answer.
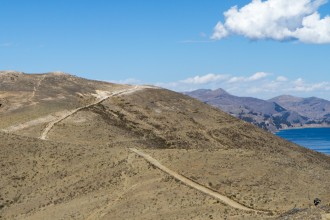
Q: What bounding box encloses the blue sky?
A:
[1,0,330,99]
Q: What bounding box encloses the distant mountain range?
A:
[184,88,330,132]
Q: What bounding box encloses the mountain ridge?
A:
[184,88,330,132]
[270,95,330,119]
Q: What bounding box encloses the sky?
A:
[1,0,330,99]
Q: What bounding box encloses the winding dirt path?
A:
[130,148,269,213]
[40,85,154,140]
[28,75,46,102]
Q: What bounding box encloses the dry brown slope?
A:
[43,87,330,215]
[129,147,259,212]
[1,73,330,219]
[0,132,271,220]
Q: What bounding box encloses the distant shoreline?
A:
[276,124,330,133]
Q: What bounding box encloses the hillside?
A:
[1,72,330,220]
[184,89,308,132]
[270,95,330,125]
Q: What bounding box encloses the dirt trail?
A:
[28,75,46,102]
[130,148,269,213]
[40,85,154,140]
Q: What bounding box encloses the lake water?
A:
[276,128,330,155]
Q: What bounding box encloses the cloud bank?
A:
[211,0,330,44]
[154,72,330,99]
[181,73,229,84]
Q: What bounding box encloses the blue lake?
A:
[276,128,330,155]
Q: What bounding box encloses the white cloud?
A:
[109,78,142,85]
[228,72,269,83]
[228,76,245,83]
[241,77,330,96]
[211,22,229,40]
[211,0,330,44]
[181,73,229,84]
[154,73,229,91]
[112,73,330,100]
[294,78,305,86]
[276,76,288,82]
[293,12,330,43]
[289,78,330,92]
[156,72,272,92]
[247,72,269,81]
[170,74,330,99]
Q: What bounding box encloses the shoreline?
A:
[275,124,330,133]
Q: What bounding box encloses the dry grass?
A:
[1,73,329,219]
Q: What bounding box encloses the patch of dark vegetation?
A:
[273,112,292,129]
[292,119,301,123]
[248,111,259,116]
[264,114,271,120]
[279,207,308,218]
[257,122,268,130]
[274,103,286,112]
[89,104,170,148]
[186,131,209,142]
[306,120,317,124]
[240,116,254,123]
[301,115,309,121]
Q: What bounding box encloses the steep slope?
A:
[270,95,330,125]
[184,89,308,132]
[1,73,330,219]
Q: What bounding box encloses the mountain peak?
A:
[269,95,304,103]
[184,88,230,98]
[212,88,229,96]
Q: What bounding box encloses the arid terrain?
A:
[1,71,330,220]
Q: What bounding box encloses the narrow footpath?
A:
[40,86,153,140]
[130,148,269,213]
